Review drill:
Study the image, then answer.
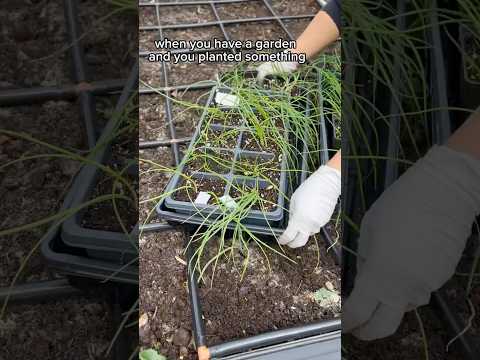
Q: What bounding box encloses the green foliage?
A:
[139,349,166,360]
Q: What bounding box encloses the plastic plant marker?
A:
[215,91,240,107]
[139,349,167,360]
[219,194,237,210]
[195,191,212,205]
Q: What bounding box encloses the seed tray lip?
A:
[60,64,139,258]
[161,85,288,225]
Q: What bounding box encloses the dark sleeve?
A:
[323,0,341,32]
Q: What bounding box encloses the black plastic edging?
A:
[213,331,340,360]
[0,279,81,304]
[0,79,125,106]
[60,62,139,262]
[208,321,340,359]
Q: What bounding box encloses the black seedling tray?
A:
[459,26,480,110]
[60,63,139,264]
[162,87,288,226]
[156,86,329,238]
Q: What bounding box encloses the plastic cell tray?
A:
[162,86,289,226]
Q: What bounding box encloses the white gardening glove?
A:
[256,52,300,83]
[279,165,341,248]
[343,145,480,340]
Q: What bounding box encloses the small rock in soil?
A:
[172,327,191,347]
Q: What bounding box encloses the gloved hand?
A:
[343,145,480,340]
[279,165,341,248]
[256,52,299,83]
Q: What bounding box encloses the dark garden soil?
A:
[140,231,196,360]
[173,176,227,204]
[78,0,136,81]
[198,237,340,345]
[140,30,159,52]
[0,293,114,360]
[159,4,216,26]
[270,0,321,17]
[140,58,165,88]
[224,21,285,43]
[464,32,480,82]
[209,112,244,127]
[82,128,139,233]
[200,127,240,149]
[0,101,87,287]
[240,131,280,152]
[187,148,235,174]
[140,94,167,142]
[139,147,173,223]
[0,1,136,358]
[283,18,314,39]
[81,172,138,233]
[342,306,466,360]
[0,1,69,88]
[215,1,271,20]
[229,182,279,211]
[233,153,281,182]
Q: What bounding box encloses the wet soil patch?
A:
[199,239,340,344]
[139,231,196,360]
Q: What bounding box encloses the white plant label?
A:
[215,92,240,108]
[219,195,237,210]
[194,191,211,205]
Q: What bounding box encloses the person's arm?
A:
[343,108,480,340]
[291,8,340,60]
[447,108,480,160]
[257,0,340,82]
[279,149,341,248]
